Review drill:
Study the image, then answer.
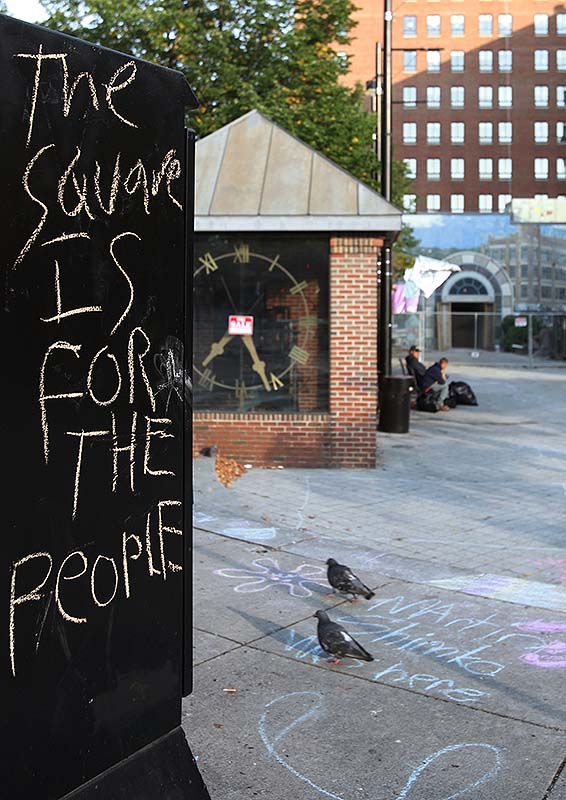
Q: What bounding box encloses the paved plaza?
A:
[184,364,566,799]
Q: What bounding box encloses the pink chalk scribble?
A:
[519,641,566,669]
[513,619,566,634]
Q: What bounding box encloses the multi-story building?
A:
[342,1,566,214]
[481,223,566,304]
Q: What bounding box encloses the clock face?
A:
[193,237,329,412]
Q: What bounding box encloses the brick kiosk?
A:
[193,111,401,468]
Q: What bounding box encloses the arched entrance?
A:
[442,272,495,349]
[429,251,515,352]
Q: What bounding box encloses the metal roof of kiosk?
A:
[195,109,402,233]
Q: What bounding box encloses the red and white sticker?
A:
[228,315,254,335]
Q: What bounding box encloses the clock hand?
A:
[241,335,271,392]
[202,333,234,367]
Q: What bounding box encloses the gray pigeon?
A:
[315,610,374,664]
[326,558,375,601]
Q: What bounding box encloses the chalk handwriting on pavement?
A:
[259,692,502,800]
[282,594,566,706]
[214,557,327,597]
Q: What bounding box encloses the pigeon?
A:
[315,610,374,665]
[326,558,375,601]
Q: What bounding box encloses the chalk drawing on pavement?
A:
[214,556,327,597]
[511,620,566,668]
[193,511,217,525]
[259,691,502,800]
[428,574,566,613]
[513,619,566,634]
[519,641,566,669]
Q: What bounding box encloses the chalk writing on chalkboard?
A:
[7,42,186,680]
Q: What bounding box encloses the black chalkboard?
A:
[0,15,206,799]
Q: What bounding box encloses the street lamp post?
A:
[378,0,393,387]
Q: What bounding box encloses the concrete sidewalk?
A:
[184,364,566,799]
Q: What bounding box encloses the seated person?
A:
[422,357,450,411]
[405,345,426,389]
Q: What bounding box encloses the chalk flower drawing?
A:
[214,557,326,597]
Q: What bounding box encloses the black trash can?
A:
[379,375,414,433]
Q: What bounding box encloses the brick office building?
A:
[192,111,401,468]
[341,1,566,214]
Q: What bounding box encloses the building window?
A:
[427,15,441,36]
[479,121,493,144]
[451,15,465,36]
[479,50,493,72]
[534,85,549,107]
[451,195,465,213]
[557,121,566,143]
[499,122,513,143]
[427,86,441,108]
[479,15,493,36]
[403,86,417,107]
[534,50,549,71]
[403,194,416,212]
[557,50,566,71]
[534,121,549,143]
[557,86,566,107]
[427,50,441,71]
[498,50,512,72]
[479,86,493,108]
[403,15,417,36]
[403,122,417,144]
[498,15,512,36]
[557,14,566,35]
[404,158,417,179]
[426,194,441,212]
[534,158,549,179]
[479,158,493,180]
[404,51,417,72]
[498,194,512,213]
[534,13,548,35]
[427,158,441,180]
[479,195,493,213]
[451,86,465,107]
[451,158,465,180]
[451,122,465,143]
[498,158,512,180]
[498,86,512,108]
[427,122,441,144]
[451,51,465,71]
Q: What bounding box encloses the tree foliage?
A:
[42,1,411,197]
[41,0,415,258]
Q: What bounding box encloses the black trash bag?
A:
[449,381,478,406]
[444,395,458,409]
[416,392,439,413]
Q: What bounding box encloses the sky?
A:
[5,0,48,22]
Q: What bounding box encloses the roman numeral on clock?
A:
[235,380,248,399]
[233,244,250,263]
[199,252,219,274]
[270,373,284,390]
[198,369,216,390]
[290,280,308,295]
[289,346,310,365]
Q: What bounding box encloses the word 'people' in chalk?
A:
[9,500,181,677]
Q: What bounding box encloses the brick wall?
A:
[193,412,332,467]
[328,236,381,468]
[193,234,382,468]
